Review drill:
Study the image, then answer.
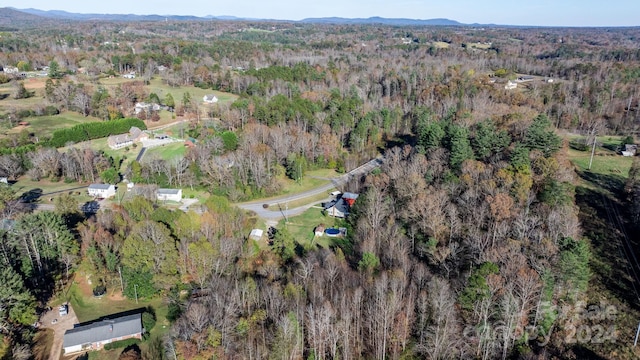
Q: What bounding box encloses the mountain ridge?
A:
[6,7,468,26]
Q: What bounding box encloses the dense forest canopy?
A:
[0,13,639,360]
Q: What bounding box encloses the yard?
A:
[1,111,101,141]
[99,77,238,108]
[277,206,346,249]
[52,272,171,360]
[143,142,186,162]
[565,134,633,179]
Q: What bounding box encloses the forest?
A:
[0,10,640,360]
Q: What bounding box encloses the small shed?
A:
[314,225,326,237]
[249,229,264,241]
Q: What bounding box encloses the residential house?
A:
[156,188,183,202]
[203,94,219,104]
[324,192,359,218]
[107,127,148,150]
[2,66,19,75]
[88,184,116,198]
[63,314,142,354]
[134,102,161,115]
[516,75,535,82]
[622,144,637,157]
[504,81,517,90]
[107,133,134,149]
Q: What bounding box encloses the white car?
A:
[58,305,68,316]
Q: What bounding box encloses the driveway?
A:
[40,304,79,360]
[141,137,182,149]
[236,157,382,220]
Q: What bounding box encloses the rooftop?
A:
[157,188,181,195]
[63,314,142,348]
[88,184,114,190]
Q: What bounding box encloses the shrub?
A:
[103,338,140,351]
[142,310,156,332]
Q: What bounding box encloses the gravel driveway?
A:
[40,304,79,360]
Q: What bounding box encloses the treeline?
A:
[47,118,146,147]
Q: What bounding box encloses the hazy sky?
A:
[4,0,639,26]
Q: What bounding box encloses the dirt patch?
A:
[108,289,126,301]
[24,78,47,90]
[75,273,95,297]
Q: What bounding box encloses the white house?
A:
[88,184,116,198]
[63,314,142,354]
[203,94,218,104]
[156,188,182,202]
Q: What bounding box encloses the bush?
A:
[142,310,156,333]
[103,338,140,350]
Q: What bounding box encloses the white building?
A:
[504,81,517,90]
[88,184,116,198]
[156,188,183,202]
[203,94,218,104]
[249,229,264,241]
[63,314,142,354]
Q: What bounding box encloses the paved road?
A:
[236,157,383,220]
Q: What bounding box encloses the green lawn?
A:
[564,133,633,180]
[568,148,633,178]
[278,207,344,248]
[99,77,238,107]
[0,111,102,141]
[144,142,186,161]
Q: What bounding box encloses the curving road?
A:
[236,157,383,220]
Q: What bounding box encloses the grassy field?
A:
[568,148,633,178]
[278,207,344,248]
[432,41,450,48]
[99,77,238,106]
[144,142,186,161]
[565,134,633,180]
[2,111,101,140]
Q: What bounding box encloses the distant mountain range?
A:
[2,7,467,26]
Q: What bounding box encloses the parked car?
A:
[58,304,68,316]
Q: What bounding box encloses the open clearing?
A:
[2,112,101,140]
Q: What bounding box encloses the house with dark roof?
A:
[63,314,142,354]
[323,192,359,218]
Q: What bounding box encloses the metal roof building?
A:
[63,313,142,354]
